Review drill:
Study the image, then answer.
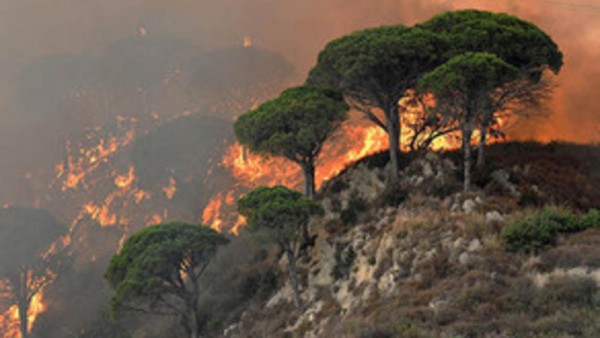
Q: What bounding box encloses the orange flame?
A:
[203,192,224,232]
[59,127,136,192]
[0,288,46,338]
[114,166,136,189]
[201,107,510,233]
[201,121,390,232]
[162,177,177,200]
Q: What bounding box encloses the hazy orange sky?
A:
[0,0,597,143]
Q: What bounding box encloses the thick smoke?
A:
[0,0,598,205]
[0,0,597,335]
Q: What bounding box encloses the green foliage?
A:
[538,207,581,233]
[501,210,560,254]
[308,25,448,175]
[419,52,519,103]
[418,9,563,75]
[234,86,348,163]
[419,52,521,191]
[580,209,600,229]
[501,207,591,254]
[237,186,324,245]
[105,222,229,317]
[308,26,447,99]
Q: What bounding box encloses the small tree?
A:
[0,207,64,338]
[419,9,563,167]
[237,186,323,309]
[419,52,519,191]
[234,85,348,199]
[105,222,229,338]
[308,26,447,177]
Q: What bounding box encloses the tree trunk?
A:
[18,298,29,338]
[476,124,487,169]
[386,106,401,179]
[185,272,201,338]
[299,160,315,246]
[462,124,473,192]
[301,160,316,200]
[189,310,200,338]
[285,249,302,309]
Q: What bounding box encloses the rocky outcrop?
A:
[228,147,600,338]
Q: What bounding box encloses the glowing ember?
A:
[114,166,136,189]
[162,177,177,200]
[243,36,253,48]
[58,127,136,192]
[82,201,118,227]
[147,214,164,226]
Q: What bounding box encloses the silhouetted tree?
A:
[0,207,64,338]
[419,52,519,191]
[105,222,228,338]
[234,86,348,199]
[238,186,323,309]
[308,26,447,177]
[419,9,563,167]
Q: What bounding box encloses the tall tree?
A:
[0,207,64,338]
[307,26,447,177]
[105,222,229,338]
[418,9,563,167]
[237,186,323,309]
[419,52,519,191]
[234,85,349,199]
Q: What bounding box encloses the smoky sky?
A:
[0,0,598,203]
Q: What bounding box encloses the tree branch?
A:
[348,99,387,131]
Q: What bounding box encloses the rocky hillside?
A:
[225,142,600,338]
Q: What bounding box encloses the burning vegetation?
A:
[0,4,597,338]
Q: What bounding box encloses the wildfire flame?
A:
[201,106,510,233]
[162,177,177,200]
[0,290,46,338]
[201,121,390,232]
[57,126,136,192]
[202,192,225,232]
[114,166,136,190]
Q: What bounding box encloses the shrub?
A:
[341,194,368,226]
[332,246,356,280]
[502,215,559,254]
[378,182,408,207]
[579,208,600,229]
[539,244,600,271]
[395,323,430,338]
[501,208,580,254]
[536,207,581,233]
[532,276,598,316]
